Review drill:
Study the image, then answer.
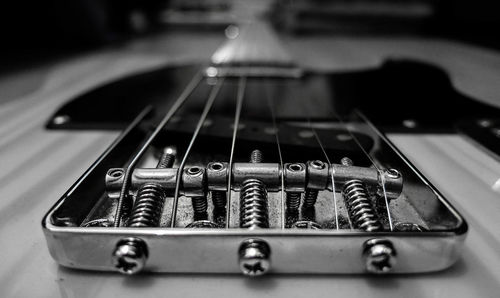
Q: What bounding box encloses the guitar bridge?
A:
[42,75,467,276]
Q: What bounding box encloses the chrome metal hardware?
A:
[363,239,397,274]
[105,161,404,200]
[239,150,270,230]
[42,68,468,276]
[112,238,148,275]
[341,157,383,232]
[112,150,175,274]
[238,238,271,277]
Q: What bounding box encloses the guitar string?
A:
[288,76,342,230]
[264,79,286,229]
[354,110,399,230]
[113,71,203,227]
[309,95,394,231]
[282,81,342,230]
[170,78,225,227]
[225,76,247,228]
[310,124,340,230]
[297,86,341,229]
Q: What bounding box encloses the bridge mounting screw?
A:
[363,239,397,274]
[112,148,174,274]
[238,238,271,277]
[112,238,148,275]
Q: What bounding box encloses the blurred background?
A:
[1,0,499,73]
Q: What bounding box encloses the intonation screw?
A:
[239,238,271,277]
[112,149,174,275]
[363,239,397,274]
[341,157,382,232]
[240,150,269,229]
[302,160,325,209]
[238,150,272,276]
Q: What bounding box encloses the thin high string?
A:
[308,95,394,231]
[293,79,341,230]
[354,111,397,231]
[264,80,286,229]
[113,72,203,227]
[170,78,225,227]
[225,77,247,228]
[310,124,340,230]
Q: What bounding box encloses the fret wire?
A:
[170,78,225,228]
[264,80,286,229]
[113,71,203,227]
[309,95,394,231]
[225,77,246,229]
[310,126,340,230]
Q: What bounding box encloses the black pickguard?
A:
[46,59,500,133]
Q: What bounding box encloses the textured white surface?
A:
[1,33,500,297]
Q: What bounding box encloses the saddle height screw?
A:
[209,162,227,210]
[187,166,208,216]
[112,149,175,275]
[286,163,303,212]
[238,150,271,276]
[302,160,325,209]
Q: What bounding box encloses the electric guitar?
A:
[2,15,500,298]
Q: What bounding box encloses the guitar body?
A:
[1,22,500,297]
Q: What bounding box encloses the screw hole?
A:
[386,169,400,179]
[210,162,224,171]
[109,169,124,178]
[187,166,202,175]
[288,163,303,172]
[311,160,325,169]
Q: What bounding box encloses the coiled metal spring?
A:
[343,179,382,232]
[128,183,166,227]
[240,178,269,229]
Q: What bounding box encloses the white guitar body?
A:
[1,22,500,297]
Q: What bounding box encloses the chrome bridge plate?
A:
[42,77,467,276]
